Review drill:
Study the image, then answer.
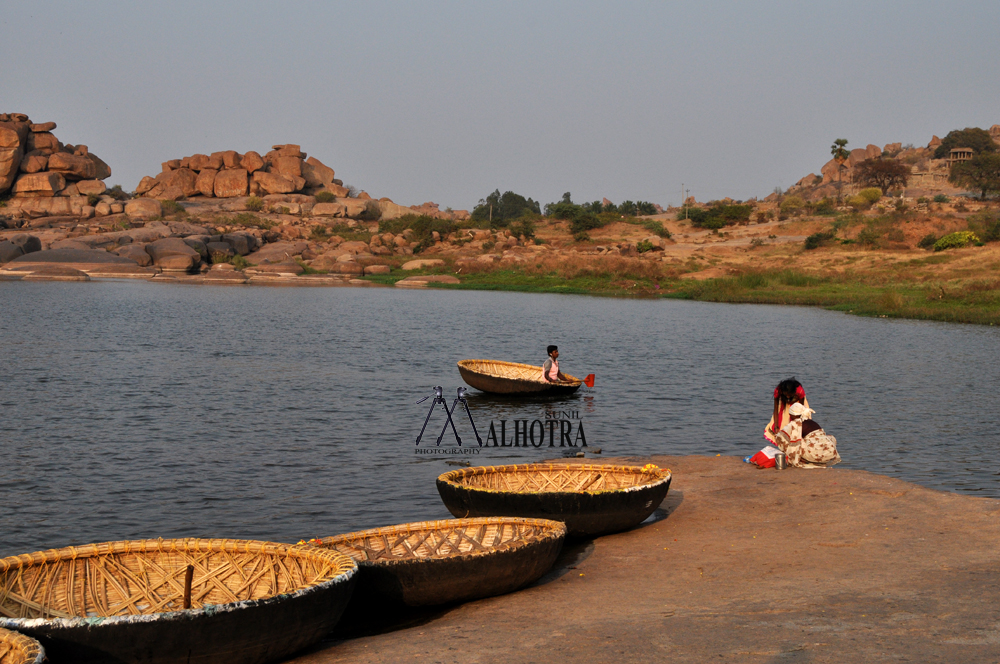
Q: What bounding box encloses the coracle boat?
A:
[0,538,357,664]
[314,517,565,606]
[457,359,583,395]
[437,463,672,537]
[0,627,45,664]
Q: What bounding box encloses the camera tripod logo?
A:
[415,387,484,447]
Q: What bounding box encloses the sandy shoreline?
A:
[290,455,1000,663]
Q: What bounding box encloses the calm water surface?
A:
[1,281,998,557]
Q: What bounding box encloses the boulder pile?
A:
[135,144,344,201]
[0,112,113,217]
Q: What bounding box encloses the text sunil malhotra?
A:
[484,419,587,448]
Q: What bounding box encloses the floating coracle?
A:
[0,627,45,664]
[0,538,357,664]
[457,359,583,395]
[314,517,565,606]
[437,463,672,537]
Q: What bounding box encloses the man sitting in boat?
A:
[542,345,569,383]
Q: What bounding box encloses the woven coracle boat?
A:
[314,517,565,606]
[437,463,672,537]
[0,627,44,664]
[0,538,357,664]
[457,359,583,395]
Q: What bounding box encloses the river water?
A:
[1,281,998,557]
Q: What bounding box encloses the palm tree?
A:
[831,139,849,203]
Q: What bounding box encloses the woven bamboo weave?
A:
[0,627,43,664]
[0,538,354,620]
[439,463,671,494]
[318,517,565,563]
[457,360,581,393]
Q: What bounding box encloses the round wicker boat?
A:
[457,359,583,395]
[0,538,357,664]
[437,463,672,537]
[314,517,565,606]
[0,627,45,664]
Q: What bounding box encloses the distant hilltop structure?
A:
[773,124,1000,201]
[0,112,113,216]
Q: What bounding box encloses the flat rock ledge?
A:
[394,274,461,288]
[291,455,1000,663]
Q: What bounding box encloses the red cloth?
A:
[749,445,781,468]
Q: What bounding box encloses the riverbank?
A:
[292,454,1000,663]
[3,195,999,325]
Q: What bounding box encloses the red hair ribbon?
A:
[796,385,805,399]
[773,387,779,399]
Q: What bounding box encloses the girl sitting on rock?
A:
[774,402,841,468]
[764,377,808,447]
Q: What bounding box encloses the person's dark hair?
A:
[771,377,804,433]
[546,345,558,355]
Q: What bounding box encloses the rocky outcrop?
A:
[245,241,309,265]
[0,113,111,199]
[136,144,339,200]
[145,238,202,272]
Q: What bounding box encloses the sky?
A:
[3,1,999,210]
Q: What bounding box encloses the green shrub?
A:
[641,220,671,238]
[917,233,939,249]
[310,226,332,242]
[779,196,805,216]
[86,193,101,207]
[933,194,949,203]
[160,200,186,216]
[933,230,980,251]
[917,197,930,205]
[636,239,655,253]
[804,231,836,250]
[378,214,455,253]
[573,231,591,242]
[231,254,250,270]
[314,191,336,204]
[846,195,868,209]
[210,251,232,264]
[246,195,264,211]
[966,210,1000,243]
[509,217,536,240]
[858,188,882,204]
[678,203,751,229]
[856,226,883,247]
[359,199,382,222]
[105,185,130,201]
[811,198,836,216]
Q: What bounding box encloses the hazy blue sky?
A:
[3,1,999,209]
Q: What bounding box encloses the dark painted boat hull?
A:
[437,476,672,538]
[354,531,564,607]
[1,573,356,664]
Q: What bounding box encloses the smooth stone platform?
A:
[290,455,1000,663]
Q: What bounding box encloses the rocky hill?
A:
[0,112,113,217]
[778,125,1000,202]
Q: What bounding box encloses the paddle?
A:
[584,374,595,388]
